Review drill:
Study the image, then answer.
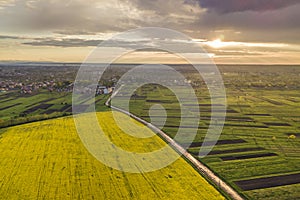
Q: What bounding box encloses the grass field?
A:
[0,90,110,128]
[0,111,224,200]
[125,81,300,200]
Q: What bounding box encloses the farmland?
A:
[121,65,300,200]
[0,111,224,199]
[1,64,300,199]
[0,90,110,128]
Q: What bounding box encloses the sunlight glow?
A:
[207,39,227,49]
[204,39,290,49]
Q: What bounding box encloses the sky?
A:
[0,0,299,64]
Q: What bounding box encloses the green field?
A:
[122,65,300,199]
[125,83,300,200]
[0,90,109,128]
[1,64,300,199]
[0,111,224,199]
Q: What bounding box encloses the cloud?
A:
[22,37,152,48]
[54,30,98,35]
[197,0,299,14]
[186,3,300,43]
[0,0,203,35]
[23,38,103,47]
[0,0,135,33]
[128,0,202,16]
[21,35,208,54]
[0,35,22,39]
[1,0,297,44]
[0,0,15,9]
[0,0,299,50]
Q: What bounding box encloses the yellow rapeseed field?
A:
[0,111,224,200]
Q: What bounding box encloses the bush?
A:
[288,135,296,139]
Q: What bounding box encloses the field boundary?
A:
[105,97,244,200]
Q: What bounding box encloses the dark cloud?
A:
[129,0,196,15]
[22,37,152,48]
[54,30,97,35]
[198,0,299,14]
[22,36,208,54]
[186,2,300,43]
[0,35,23,39]
[23,38,103,47]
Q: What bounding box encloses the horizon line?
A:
[0,61,300,66]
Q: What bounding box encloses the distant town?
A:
[0,64,117,95]
[0,80,115,95]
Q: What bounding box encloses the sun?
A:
[208,39,225,48]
